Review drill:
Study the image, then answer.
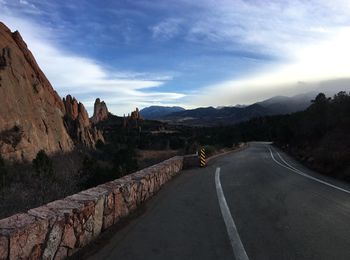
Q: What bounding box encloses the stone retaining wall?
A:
[0,156,183,260]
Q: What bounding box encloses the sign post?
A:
[199,148,206,167]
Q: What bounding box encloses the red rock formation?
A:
[130,107,142,120]
[123,108,143,129]
[91,98,109,124]
[0,22,105,161]
[0,22,74,161]
[63,95,104,148]
[63,95,79,120]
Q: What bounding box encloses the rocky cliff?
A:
[91,98,109,124]
[123,108,143,129]
[0,22,103,161]
[63,95,104,148]
[0,22,74,161]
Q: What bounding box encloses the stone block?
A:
[0,213,49,260]
[93,197,104,239]
[60,224,76,249]
[0,235,8,260]
[114,190,129,220]
[42,222,63,260]
[53,246,68,260]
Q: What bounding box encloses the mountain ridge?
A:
[140,105,185,120]
[141,91,336,126]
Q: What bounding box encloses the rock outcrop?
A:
[123,108,143,129]
[0,22,74,161]
[130,107,142,120]
[63,95,104,148]
[0,22,105,161]
[91,98,109,124]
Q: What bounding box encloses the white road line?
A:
[271,147,305,174]
[215,167,249,260]
[268,146,350,194]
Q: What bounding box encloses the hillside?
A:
[160,104,269,126]
[149,93,313,126]
[140,106,185,119]
[256,94,313,114]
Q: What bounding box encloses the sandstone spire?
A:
[91,98,109,124]
[63,96,104,148]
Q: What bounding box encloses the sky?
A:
[1,0,350,115]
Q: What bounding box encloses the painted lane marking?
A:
[271,147,305,174]
[215,167,249,260]
[268,147,350,194]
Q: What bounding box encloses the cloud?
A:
[181,0,350,56]
[1,0,42,15]
[0,14,186,115]
[150,18,183,40]
[165,0,350,106]
[193,26,350,107]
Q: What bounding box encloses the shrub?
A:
[32,150,53,179]
[0,154,6,190]
[204,145,216,157]
[32,150,55,203]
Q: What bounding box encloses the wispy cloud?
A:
[150,18,183,40]
[194,26,350,106]
[175,0,350,56]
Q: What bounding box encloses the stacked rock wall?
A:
[0,156,183,260]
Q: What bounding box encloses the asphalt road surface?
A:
[87,142,350,260]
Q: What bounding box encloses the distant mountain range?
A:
[140,92,320,126]
[140,82,350,127]
[140,106,185,120]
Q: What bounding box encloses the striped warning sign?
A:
[199,148,206,167]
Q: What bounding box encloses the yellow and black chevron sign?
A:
[199,148,206,167]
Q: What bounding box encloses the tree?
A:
[79,156,101,188]
[312,92,328,105]
[0,154,7,192]
[112,147,138,176]
[32,150,54,203]
[32,150,53,179]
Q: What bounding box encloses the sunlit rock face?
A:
[0,22,74,161]
[0,22,105,161]
[91,98,109,124]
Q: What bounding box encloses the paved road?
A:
[87,142,350,260]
